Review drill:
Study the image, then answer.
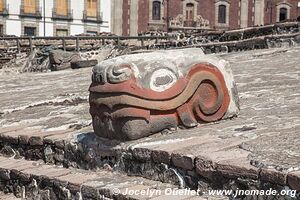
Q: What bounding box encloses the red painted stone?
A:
[89,49,239,140]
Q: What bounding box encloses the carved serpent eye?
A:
[149,68,177,92]
[107,64,134,83]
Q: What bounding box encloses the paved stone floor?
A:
[0,46,299,172]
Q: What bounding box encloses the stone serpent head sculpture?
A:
[89,48,240,141]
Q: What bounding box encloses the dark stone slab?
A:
[132,148,152,161]
[195,156,215,180]
[260,168,287,185]
[171,153,194,171]
[151,150,171,165]
[71,60,98,69]
[287,171,300,192]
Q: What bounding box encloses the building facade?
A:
[0,0,111,36]
[1,0,300,37]
[111,0,300,36]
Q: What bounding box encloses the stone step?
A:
[0,156,199,200]
[0,125,299,198]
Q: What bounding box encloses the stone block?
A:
[132,148,152,161]
[71,60,98,69]
[151,150,171,165]
[89,48,239,141]
[171,153,194,171]
[216,158,259,180]
[287,171,300,192]
[49,50,81,71]
[195,156,215,179]
[260,168,287,185]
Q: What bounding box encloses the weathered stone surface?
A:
[151,150,171,165]
[241,131,300,170]
[90,48,239,140]
[149,193,194,200]
[71,59,98,69]
[287,171,300,192]
[171,153,194,171]
[0,125,28,135]
[260,168,287,185]
[0,156,179,200]
[132,148,152,161]
[118,185,163,199]
[0,169,10,181]
[195,156,215,180]
[0,46,299,197]
[49,50,81,71]
[216,157,259,179]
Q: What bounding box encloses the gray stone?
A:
[71,60,98,69]
[49,50,81,71]
[171,153,194,171]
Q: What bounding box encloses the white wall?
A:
[6,20,22,36]
[4,0,22,35]
[70,24,84,35]
[3,0,111,36]
[100,0,111,32]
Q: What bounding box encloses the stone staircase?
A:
[0,156,179,199]
[0,124,299,199]
[0,125,232,199]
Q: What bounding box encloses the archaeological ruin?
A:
[0,21,299,200]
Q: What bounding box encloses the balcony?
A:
[52,9,73,21]
[0,3,9,16]
[169,14,210,30]
[82,10,102,23]
[19,5,42,18]
[184,21,197,27]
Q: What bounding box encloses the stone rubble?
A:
[1,22,300,73]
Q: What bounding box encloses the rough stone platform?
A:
[0,47,299,199]
[0,156,187,199]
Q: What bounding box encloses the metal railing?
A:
[0,35,174,53]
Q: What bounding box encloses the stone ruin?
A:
[0,39,299,200]
[1,22,300,74]
[89,48,240,140]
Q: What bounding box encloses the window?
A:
[57,0,68,16]
[279,7,287,21]
[152,1,161,20]
[87,0,97,17]
[24,0,36,14]
[186,3,194,21]
[218,5,226,24]
[56,29,68,36]
[24,27,36,36]
[0,0,3,12]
